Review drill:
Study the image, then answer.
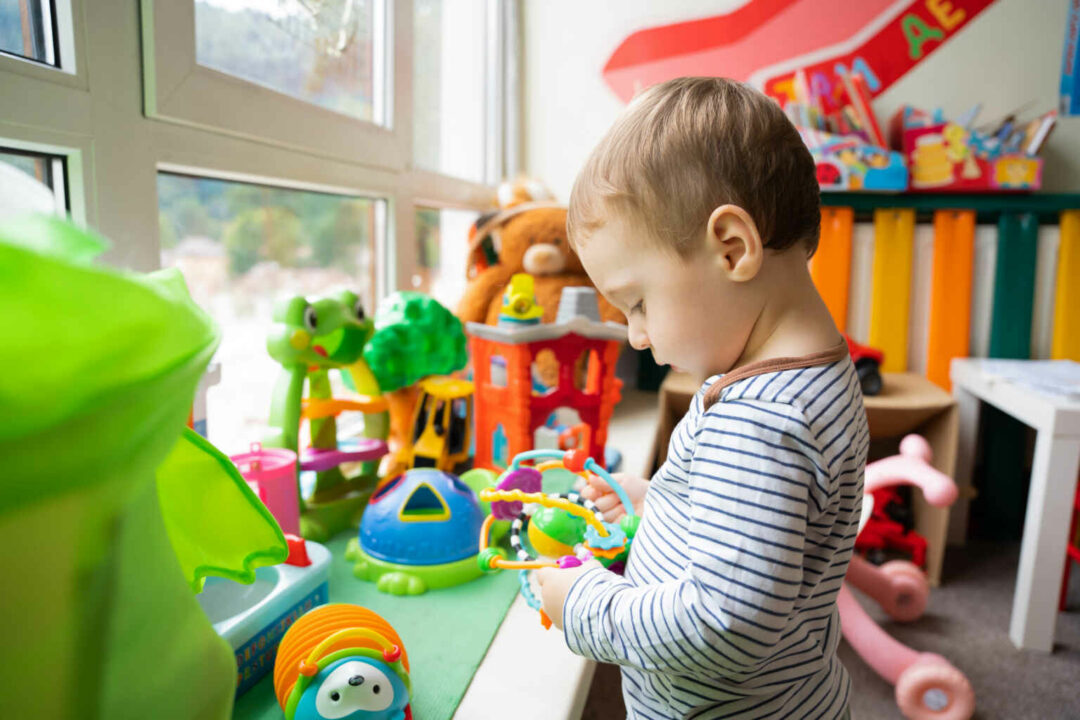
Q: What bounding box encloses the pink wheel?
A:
[880,560,929,623]
[895,654,975,720]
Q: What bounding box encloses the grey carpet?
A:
[581,541,1080,719]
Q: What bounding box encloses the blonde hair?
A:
[568,77,820,256]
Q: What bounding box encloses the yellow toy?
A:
[499,273,544,324]
[406,376,474,472]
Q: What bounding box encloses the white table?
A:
[951,359,1080,652]
[453,595,596,720]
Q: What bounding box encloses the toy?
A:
[407,376,474,472]
[344,468,490,594]
[233,442,302,536]
[198,539,332,695]
[363,292,469,478]
[799,127,908,192]
[890,105,1044,192]
[498,272,545,325]
[457,202,623,327]
[468,285,626,469]
[0,214,287,719]
[841,435,975,720]
[267,291,390,541]
[845,334,885,396]
[274,604,411,720]
[855,486,928,567]
[476,448,640,628]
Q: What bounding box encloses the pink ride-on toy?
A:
[841,434,976,720]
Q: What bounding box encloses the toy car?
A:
[408,376,474,472]
[845,334,885,396]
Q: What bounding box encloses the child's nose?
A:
[628,321,649,351]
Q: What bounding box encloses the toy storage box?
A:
[890,110,1043,192]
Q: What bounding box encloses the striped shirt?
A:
[564,352,867,719]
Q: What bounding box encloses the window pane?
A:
[195,0,378,123]
[0,0,55,65]
[411,206,478,309]
[413,0,486,182]
[158,172,380,454]
[0,148,66,216]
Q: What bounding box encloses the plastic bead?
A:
[557,555,583,569]
[620,514,641,539]
[477,547,503,573]
[563,448,588,473]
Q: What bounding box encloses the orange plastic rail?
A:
[810,206,854,332]
[926,210,975,390]
[301,396,388,420]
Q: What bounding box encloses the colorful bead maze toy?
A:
[476,448,640,628]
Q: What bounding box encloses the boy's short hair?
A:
[568,76,820,256]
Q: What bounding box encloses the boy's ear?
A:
[705,205,763,282]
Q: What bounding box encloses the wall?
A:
[522,0,1077,368]
[524,0,1080,199]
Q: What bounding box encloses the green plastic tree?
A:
[363,292,467,465]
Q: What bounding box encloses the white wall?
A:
[524,0,1080,199]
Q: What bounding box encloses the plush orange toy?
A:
[456,202,623,326]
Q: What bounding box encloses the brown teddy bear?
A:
[456,202,624,326]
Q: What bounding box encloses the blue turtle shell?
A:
[359,469,483,565]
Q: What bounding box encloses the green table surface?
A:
[231,532,520,720]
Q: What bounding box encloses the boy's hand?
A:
[578,472,649,522]
[536,560,603,630]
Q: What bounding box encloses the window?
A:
[158,171,382,454]
[0,147,67,215]
[0,0,57,65]
[194,0,381,124]
[412,205,478,309]
[413,0,486,182]
[5,1,519,455]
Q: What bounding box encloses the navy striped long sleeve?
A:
[563,358,866,719]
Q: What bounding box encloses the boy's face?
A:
[576,213,755,379]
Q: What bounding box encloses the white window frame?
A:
[0,0,519,300]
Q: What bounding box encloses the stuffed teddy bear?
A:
[456,202,623,326]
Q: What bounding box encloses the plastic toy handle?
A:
[864,434,957,507]
[301,628,400,676]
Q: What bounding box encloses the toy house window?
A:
[531,348,558,396]
[572,349,601,394]
[490,355,508,388]
[400,483,450,521]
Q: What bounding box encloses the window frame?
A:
[0,0,81,83]
[1,0,518,295]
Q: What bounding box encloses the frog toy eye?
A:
[354,298,366,323]
[303,306,319,332]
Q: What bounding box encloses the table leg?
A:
[949,385,981,545]
[1009,432,1080,652]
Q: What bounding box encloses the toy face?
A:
[267,290,373,369]
[295,657,408,720]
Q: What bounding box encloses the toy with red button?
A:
[476,448,640,628]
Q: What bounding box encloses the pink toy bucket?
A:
[231,442,299,536]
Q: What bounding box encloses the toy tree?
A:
[364,292,468,470]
